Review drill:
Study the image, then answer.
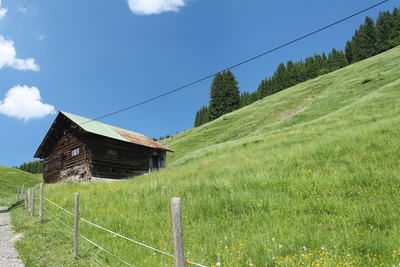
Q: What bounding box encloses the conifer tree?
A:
[17,161,43,174]
[329,48,349,71]
[256,78,271,98]
[285,60,297,88]
[320,52,330,74]
[352,17,378,62]
[275,63,286,92]
[314,53,329,76]
[345,39,355,64]
[208,70,240,120]
[239,92,258,108]
[305,57,318,79]
[376,11,393,52]
[194,105,210,127]
[388,7,400,48]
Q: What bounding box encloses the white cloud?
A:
[127,0,187,15]
[36,34,46,40]
[0,36,40,71]
[0,0,7,19]
[0,85,55,121]
[0,7,6,19]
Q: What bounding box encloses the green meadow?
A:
[9,46,400,266]
[0,166,42,206]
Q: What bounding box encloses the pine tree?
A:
[239,92,258,108]
[275,62,286,92]
[285,60,297,88]
[20,163,27,172]
[194,109,201,127]
[329,48,349,71]
[194,105,210,127]
[376,11,393,52]
[388,7,400,48]
[201,105,209,125]
[209,70,240,121]
[305,56,318,79]
[293,60,307,83]
[239,92,250,108]
[352,17,378,62]
[314,53,329,76]
[319,52,330,75]
[256,78,270,98]
[17,161,43,174]
[345,39,355,64]
[37,161,43,173]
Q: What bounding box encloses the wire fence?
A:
[16,184,207,267]
[43,204,135,266]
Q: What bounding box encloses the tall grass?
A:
[0,166,42,206]
[10,46,400,266]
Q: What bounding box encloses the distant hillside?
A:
[0,165,43,205]
[163,45,400,166]
[195,7,400,127]
[12,46,400,266]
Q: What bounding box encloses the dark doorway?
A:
[152,155,159,169]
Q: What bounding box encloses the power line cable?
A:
[83,0,389,125]
[2,0,31,36]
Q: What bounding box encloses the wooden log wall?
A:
[89,135,150,179]
[41,116,168,183]
[43,128,90,183]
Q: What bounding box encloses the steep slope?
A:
[163,46,400,166]
[11,46,400,266]
[0,166,43,205]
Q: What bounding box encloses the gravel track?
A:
[0,206,24,267]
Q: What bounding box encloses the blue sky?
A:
[0,0,396,167]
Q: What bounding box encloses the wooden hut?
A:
[34,111,172,183]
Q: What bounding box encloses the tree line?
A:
[194,7,400,127]
[14,161,43,174]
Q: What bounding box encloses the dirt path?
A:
[0,206,24,267]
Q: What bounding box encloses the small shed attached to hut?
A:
[34,111,172,183]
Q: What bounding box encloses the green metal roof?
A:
[61,111,172,151]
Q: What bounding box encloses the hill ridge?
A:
[162,46,400,164]
[9,46,400,266]
[0,165,43,205]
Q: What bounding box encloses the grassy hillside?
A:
[11,46,400,266]
[0,166,43,205]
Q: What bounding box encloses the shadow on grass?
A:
[7,200,24,211]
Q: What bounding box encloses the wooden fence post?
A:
[171,197,185,267]
[17,186,20,200]
[27,188,31,211]
[39,183,44,223]
[31,188,35,216]
[74,193,80,257]
[24,189,27,207]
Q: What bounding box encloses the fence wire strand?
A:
[80,216,207,266]
[43,197,74,216]
[43,206,135,267]
[43,206,74,231]
[41,194,207,267]
[78,234,135,267]
[80,217,174,258]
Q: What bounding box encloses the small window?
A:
[71,148,80,156]
[107,147,117,155]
